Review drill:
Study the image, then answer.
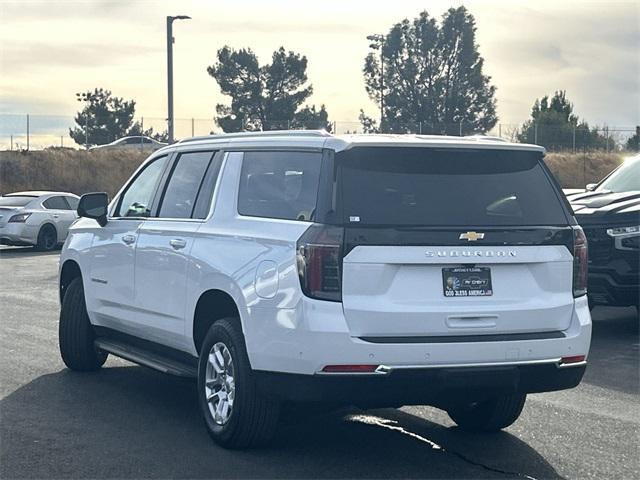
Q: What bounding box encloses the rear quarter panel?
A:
[184,152,310,359]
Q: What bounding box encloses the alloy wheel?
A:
[204,342,235,425]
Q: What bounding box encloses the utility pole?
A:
[167,15,191,144]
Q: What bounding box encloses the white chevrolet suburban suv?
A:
[58,131,592,448]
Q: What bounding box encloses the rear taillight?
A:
[560,355,586,365]
[296,224,344,302]
[8,213,31,223]
[572,226,588,297]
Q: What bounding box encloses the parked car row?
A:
[1,133,635,451]
[2,150,636,312]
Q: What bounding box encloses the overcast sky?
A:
[1,0,638,130]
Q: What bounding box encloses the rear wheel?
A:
[36,224,57,251]
[446,393,526,432]
[59,277,107,371]
[197,318,280,448]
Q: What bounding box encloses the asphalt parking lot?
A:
[0,246,638,479]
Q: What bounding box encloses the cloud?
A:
[0,0,637,126]
[0,42,162,73]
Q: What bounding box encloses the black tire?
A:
[197,318,280,449]
[59,277,107,371]
[35,224,57,251]
[447,393,526,432]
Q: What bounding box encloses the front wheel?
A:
[59,277,108,371]
[446,393,526,432]
[197,318,280,449]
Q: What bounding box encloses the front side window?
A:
[115,155,169,217]
[238,151,322,221]
[158,151,215,219]
[43,196,69,210]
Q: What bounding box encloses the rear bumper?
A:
[255,362,586,406]
[588,271,639,307]
[245,295,592,377]
[0,223,37,246]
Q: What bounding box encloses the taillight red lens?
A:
[296,224,344,302]
[572,226,588,297]
[560,355,586,364]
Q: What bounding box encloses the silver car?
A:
[0,191,79,250]
[89,136,167,152]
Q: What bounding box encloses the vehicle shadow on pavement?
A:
[0,365,561,479]
[584,307,639,395]
[0,246,60,257]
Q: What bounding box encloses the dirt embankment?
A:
[0,149,148,197]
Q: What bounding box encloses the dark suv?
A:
[566,155,639,310]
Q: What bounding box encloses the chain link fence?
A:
[0,113,637,152]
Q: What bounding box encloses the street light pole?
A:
[166,15,191,144]
[367,34,386,132]
[380,47,384,129]
[76,91,92,150]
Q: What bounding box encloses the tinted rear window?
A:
[238,151,322,221]
[337,147,567,227]
[43,196,70,210]
[0,196,35,207]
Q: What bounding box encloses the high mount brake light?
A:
[296,224,344,302]
[572,226,588,298]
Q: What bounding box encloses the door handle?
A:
[170,238,187,250]
[122,234,136,245]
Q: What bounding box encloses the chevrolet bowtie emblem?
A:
[459,231,485,241]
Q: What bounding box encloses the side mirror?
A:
[78,192,108,227]
[585,183,597,191]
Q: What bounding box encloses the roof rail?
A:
[177,129,332,144]
[464,135,508,142]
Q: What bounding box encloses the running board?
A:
[95,338,198,378]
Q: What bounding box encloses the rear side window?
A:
[158,151,216,219]
[65,196,79,210]
[337,147,567,227]
[238,151,322,221]
[43,196,69,210]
